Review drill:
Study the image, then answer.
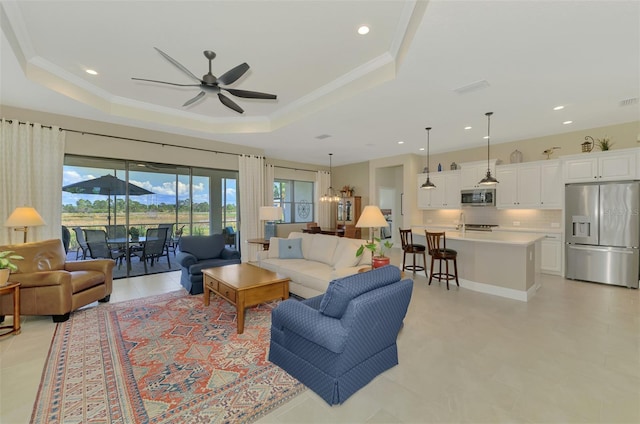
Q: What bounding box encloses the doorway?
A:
[375,165,403,245]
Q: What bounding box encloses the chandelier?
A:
[320,153,341,202]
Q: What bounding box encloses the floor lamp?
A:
[259,206,283,240]
[5,206,46,243]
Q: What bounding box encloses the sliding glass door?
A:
[63,155,238,278]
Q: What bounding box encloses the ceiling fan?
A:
[132,47,277,114]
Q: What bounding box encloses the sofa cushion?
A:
[319,265,402,318]
[180,235,225,260]
[307,234,339,266]
[279,238,304,259]
[288,232,314,259]
[332,238,362,269]
[268,237,283,258]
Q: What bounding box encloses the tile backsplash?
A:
[421,208,562,230]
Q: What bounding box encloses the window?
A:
[273,179,314,223]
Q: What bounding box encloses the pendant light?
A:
[320,153,341,202]
[478,111,499,185]
[421,127,436,189]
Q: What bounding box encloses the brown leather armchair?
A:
[0,239,115,322]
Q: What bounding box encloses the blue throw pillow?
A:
[279,238,304,259]
[319,265,402,318]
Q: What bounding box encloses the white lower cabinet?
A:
[540,234,562,275]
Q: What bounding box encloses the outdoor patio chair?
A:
[158,223,174,254]
[84,229,125,268]
[167,225,185,256]
[73,226,90,260]
[132,227,170,273]
[105,225,127,240]
[222,226,236,246]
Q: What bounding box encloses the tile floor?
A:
[1,249,639,423]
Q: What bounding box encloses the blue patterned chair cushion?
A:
[319,265,402,318]
[279,238,304,259]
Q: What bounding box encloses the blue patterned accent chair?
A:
[269,265,413,405]
[176,235,241,294]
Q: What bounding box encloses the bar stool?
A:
[399,229,427,277]
[425,231,459,290]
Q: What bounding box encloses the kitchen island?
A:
[412,227,544,301]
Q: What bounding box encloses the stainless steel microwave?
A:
[461,189,496,206]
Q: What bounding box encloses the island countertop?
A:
[411,227,544,246]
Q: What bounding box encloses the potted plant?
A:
[129,226,140,241]
[356,237,394,268]
[0,251,24,286]
[596,136,613,151]
[341,185,355,197]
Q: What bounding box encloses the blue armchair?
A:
[176,234,241,294]
[269,265,413,405]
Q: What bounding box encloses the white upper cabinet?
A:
[416,171,460,209]
[563,149,637,183]
[540,160,562,208]
[496,160,561,209]
[460,160,497,189]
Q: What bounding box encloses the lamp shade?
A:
[355,205,388,228]
[259,206,283,221]
[4,207,46,227]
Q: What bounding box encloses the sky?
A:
[62,166,237,206]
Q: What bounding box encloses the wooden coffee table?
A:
[202,263,289,334]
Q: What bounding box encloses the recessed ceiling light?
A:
[464,126,472,130]
[483,136,489,139]
[553,105,564,111]
[398,141,404,144]
[563,120,573,125]
[85,69,98,75]
[357,25,370,35]
[419,147,425,151]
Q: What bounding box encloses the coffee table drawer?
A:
[218,282,236,302]
[205,277,218,292]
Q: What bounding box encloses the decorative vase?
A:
[0,269,10,286]
[372,256,390,269]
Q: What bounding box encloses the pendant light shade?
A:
[320,153,341,202]
[421,127,436,190]
[479,112,499,185]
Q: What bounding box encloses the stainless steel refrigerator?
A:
[565,182,640,289]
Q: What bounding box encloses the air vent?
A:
[315,134,332,140]
[453,79,490,95]
[619,97,638,107]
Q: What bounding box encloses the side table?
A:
[0,282,21,337]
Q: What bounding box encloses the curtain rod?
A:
[4,118,319,171]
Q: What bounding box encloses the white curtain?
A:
[265,164,275,206]
[1,119,66,245]
[315,171,332,227]
[239,155,265,262]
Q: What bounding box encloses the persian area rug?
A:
[32,290,305,423]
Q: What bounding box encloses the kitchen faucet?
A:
[456,212,465,231]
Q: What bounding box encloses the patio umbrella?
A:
[62,174,154,225]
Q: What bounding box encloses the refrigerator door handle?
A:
[567,244,637,254]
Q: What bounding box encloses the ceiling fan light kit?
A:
[132,48,277,114]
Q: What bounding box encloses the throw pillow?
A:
[319,265,402,318]
[332,238,361,269]
[279,238,304,259]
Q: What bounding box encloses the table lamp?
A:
[259,206,283,240]
[5,206,46,243]
[355,205,389,263]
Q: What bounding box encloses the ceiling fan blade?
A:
[183,91,206,107]
[217,63,250,85]
[131,77,200,87]
[218,93,244,114]
[154,47,201,83]
[225,88,277,99]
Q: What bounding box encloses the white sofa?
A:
[257,231,371,298]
